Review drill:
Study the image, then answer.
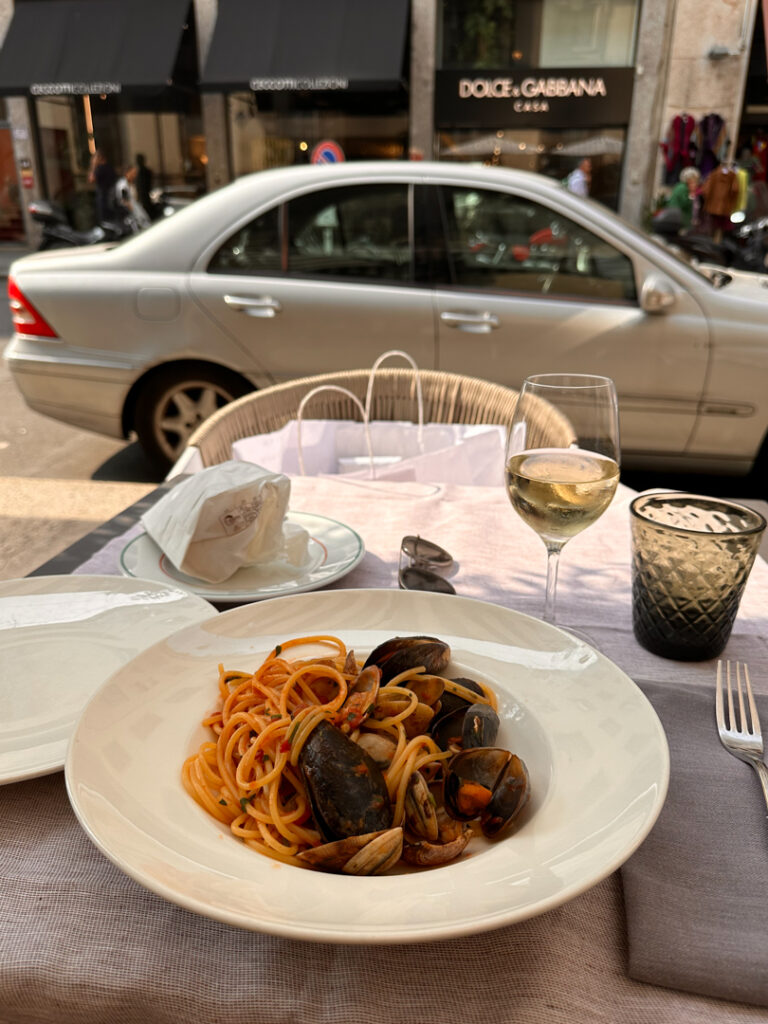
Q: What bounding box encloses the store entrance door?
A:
[0,126,23,240]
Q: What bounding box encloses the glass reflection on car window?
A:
[286,184,411,283]
[438,185,638,302]
[208,206,281,275]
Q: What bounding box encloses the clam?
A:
[363,636,450,684]
[403,771,439,841]
[334,664,381,732]
[402,675,444,708]
[298,827,404,875]
[402,810,473,866]
[355,731,397,770]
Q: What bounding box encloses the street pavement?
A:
[0,303,160,577]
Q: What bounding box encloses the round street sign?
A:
[311,140,345,164]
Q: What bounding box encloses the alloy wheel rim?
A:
[154,381,233,461]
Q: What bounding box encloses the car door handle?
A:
[224,294,282,317]
[440,311,500,332]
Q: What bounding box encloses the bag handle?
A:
[365,349,424,449]
[296,385,374,477]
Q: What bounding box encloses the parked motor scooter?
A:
[651,205,768,273]
[148,187,196,219]
[28,199,135,251]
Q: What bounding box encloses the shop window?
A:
[438,185,637,302]
[539,0,638,67]
[208,206,281,275]
[286,184,410,282]
[437,129,626,211]
[227,94,408,176]
[440,0,638,69]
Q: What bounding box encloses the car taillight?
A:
[8,276,58,338]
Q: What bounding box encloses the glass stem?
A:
[543,542,564,625]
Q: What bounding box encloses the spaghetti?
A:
[182,634,498,871]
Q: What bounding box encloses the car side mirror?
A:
[640,273,677,314]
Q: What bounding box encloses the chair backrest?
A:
[179,368,523,470]
[175,368,576,474]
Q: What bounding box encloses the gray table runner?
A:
[623,682,768,1007]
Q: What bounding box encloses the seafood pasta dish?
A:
[182,634,530,875]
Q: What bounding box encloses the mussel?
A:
[363,636,450,684]
[443,747,530,838]
[461,703,500,748]
[428,678,489,751]
[437,676,484,718]
[298,719,392,841]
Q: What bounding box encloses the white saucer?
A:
[119,511,365,602]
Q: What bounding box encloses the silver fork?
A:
[716,660,768,814]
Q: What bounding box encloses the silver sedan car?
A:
[5,160,768,473]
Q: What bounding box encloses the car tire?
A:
[134,364,253,472]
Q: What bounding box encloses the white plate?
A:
[0,575,216,785]
[119,511,365,602]
[66,589,669,943]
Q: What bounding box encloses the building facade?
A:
[0,0,764,245]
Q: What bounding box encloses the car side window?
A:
[208,206,281,275]
[286,184,411,282]
[438,186,637,303]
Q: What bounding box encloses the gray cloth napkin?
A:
[622,680,768,1007]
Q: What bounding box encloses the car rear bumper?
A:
[4,336,134,439]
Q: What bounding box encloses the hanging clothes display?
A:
[660,113,697,185]
[696,113,729,177]
[702,165,739,216]
[752,130,768,182]
[701,164,739,237]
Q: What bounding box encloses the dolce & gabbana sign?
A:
[435,68,633,129]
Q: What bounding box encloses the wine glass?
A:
[505,373,620,630]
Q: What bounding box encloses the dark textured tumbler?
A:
[630,493,766,661]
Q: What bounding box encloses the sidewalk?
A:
[0,476,154,580]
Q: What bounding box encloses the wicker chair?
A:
[168,368,572,476]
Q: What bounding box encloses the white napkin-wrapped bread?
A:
[141,461,310,583]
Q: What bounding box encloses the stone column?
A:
[193,0,231,190]
[659,0,758,170]
[409,0,437,160]
[619,0,679,226]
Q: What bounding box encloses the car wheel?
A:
[134,365,252,471]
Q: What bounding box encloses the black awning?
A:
[0,0,191,96]
[202,0,410,92]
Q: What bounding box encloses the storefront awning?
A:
[201,0,410,92]
[0,0,191,96]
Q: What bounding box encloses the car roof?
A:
[14,160,667,279]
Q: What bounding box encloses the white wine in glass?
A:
[505,374,620,627]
